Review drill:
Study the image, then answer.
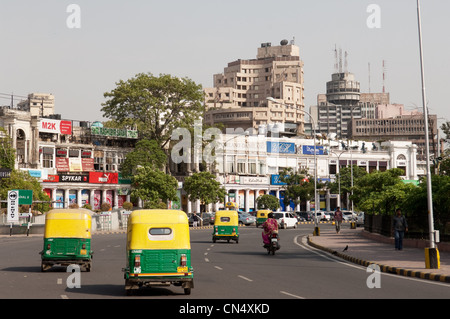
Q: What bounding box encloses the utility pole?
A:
[417,0,439,269]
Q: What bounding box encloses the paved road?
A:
[0,224,449,301]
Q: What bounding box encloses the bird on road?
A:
[342,245,348,252]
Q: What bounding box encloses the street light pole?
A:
[266,97,319,234]
[417,0,439,268]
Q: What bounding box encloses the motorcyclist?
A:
[262,212,279,248]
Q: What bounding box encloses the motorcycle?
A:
[266,232,280,255]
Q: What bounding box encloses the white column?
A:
[245,189,249,212]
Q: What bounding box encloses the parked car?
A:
[356,211,365,226]
[312,211,328,222]
[295,211,313,222]
[237,211,256,226]
[273,212,298,229]
[188,212,214,226]
[342,211,356,221]
[324,211,334,221]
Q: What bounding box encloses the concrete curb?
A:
[307,235,450,284]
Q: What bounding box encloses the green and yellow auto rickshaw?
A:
[40,209,93,272]
[123,209,194,295]
[212,210,239,243]
[256,210,271,228]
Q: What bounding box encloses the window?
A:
[42,154,53,168]
[148,227,174,241]
[220,217,230,222]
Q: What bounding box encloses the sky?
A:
[0,0,449,131]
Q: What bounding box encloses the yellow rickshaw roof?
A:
[45,208,93,220]
[127,210,190,250]
[44,209,92,238]
[129,209,189,225]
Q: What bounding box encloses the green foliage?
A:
[256,194,280,211]
[278,168,324,207]
[0,170,51,213]
[102,73,205,148]
[120,139,167,177]
[0,127,16,170]
[131,166,178,209]
[183,172,226,211]
[403,175,450,233]
[351,168,414,215]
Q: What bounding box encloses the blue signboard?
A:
[271,174,287,185]
[267,141,296,154]
[302,145,324,155]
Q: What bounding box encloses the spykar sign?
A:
[39,119,72,135]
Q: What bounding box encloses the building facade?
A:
[201,133,422,213]
[0,105,137,210]
[204,40,306,136]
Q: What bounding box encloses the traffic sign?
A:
[13,189,33,205]
[7,190,19,223]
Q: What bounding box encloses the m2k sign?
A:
[39,119,72,135]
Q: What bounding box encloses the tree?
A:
[0,127,15,170]
[120,139,167,177]
[278,168,323,210]
[131,166,178,209]
[0,170,51,213]
[183,172,226,213]
[101,73,205,148]
[256,194,280,211]
[351,168,414,215]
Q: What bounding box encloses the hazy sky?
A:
[0,0,448,129]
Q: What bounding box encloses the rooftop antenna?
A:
[382,60,387,93]
[339,48,343,73]
[368,63,371,93]
[334,45,338,73]
[344,51,348,73]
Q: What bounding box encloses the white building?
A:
[205,133,421,212]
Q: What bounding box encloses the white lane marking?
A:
[280,291,305,299]
[238,275,253,282]
[61,295,69,299]
[57,278,62,285]
[214,266,223,270]
[295,235,450,287]
[205,258,209,262]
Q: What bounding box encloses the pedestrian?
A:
[334,207,343,234]
[192,212,199,228]
[392,208,408,250]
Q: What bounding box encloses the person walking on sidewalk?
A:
[392,208,408,250]
[334,207,343,234]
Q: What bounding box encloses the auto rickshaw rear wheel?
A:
[184,288,191,295]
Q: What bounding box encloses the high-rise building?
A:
[204,40,306,136]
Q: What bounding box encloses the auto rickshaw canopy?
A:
[214,210,239,226]
[44,209,92,239]
[127,209,191,250]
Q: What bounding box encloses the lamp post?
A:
[417,0,439,268]
[266,97,319,234]
[330,149,348,208]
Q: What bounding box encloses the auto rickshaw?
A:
[256,210,271,228]
[123,209,194,295]
[212,210,239,243]
[40,209,93,272]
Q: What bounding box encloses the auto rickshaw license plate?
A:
[177,266,188,273]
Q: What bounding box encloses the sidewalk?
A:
[307,227,450,284]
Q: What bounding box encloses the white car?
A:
[312,211,328,222]
[273,212,298,229]
[342,211,356,221]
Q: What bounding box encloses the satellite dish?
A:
[280,39,289,46]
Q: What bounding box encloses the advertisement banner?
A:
[302,145,324,155]
[266,141,296,154]
[82,158,94,171]
[59,174,89,183]
[89,172,118,184]
[39,119,72,135]
[56,158,70,172]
